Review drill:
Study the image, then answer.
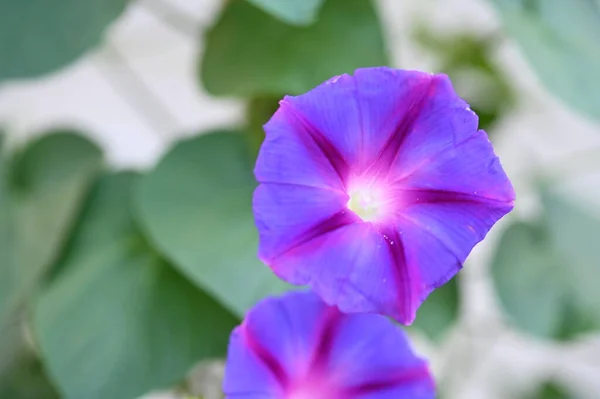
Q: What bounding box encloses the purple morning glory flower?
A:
[224,291,435,399]
[254,67,515,324]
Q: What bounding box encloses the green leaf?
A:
[34,173,238,399]
[531,382,571,399]
[543,190,600,309]
[201,0,388,96]
[0,351,60,399]
[247,0,324,26]
[491,222,568,338]
[0,132,102,333]
[489,0,600,120]
[135,131,291,318]
[410,276,460,342]
[491,190,600,340]
[0,0,129,80]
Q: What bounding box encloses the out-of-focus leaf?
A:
[491,190,600,340]
[201,0,388,96]
[246,0,324,26]
[0,132,102,341]
[491,222,568,338]
[135,131,291,317]
[490,0,600,120]
[543,190,600,310]
[0,350,60,399]
[531,381,571,399]
[410,276,460,342]
[246,95,282,156]
[414,27,514,132]
[33,173,238,399]
[0,0,129,80]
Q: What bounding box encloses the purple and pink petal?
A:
[223,291,435,399]
[254,67,515,324]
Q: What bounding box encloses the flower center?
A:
[288,389,326,399]
[287,382,339,399]
[346,184,387,222]
[286,371,341,399]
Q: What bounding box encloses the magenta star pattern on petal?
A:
[253,67,515,324]
[223,291,435,399]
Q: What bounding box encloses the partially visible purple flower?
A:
[254,67,515,324]
[224,291,434,399]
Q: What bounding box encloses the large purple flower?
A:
[224,291,434,399]
[254,67,515,324]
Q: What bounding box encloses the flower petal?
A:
[265,221,420,325]
[281,74,361,171]
[254,183,353,264]
[353,67,437,171]
[241,292,327,380]
[223,291,436,399]
[356,384,437,399]
[327,313,434,394]
[399,129,515,203]
[223,326,285,398]
[253,67,515,325]
[256,104,347,191]
[391,129,514,300]
[384,73,481,181]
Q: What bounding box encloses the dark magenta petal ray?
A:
[270,210,358,263]
[343,366,432,397]
[254,182,350,266]
[281,100,350,185]
[378,227,419,324]
[307,307,343,371]
[395,187,514,207]
[241,324,290,388]
[352,68,437,171]
[265,222,415,323]
[366,79,436,176]
[222,327,286,398]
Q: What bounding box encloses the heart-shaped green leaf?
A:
[135,131,291,317]
[0,132,102,332]
[489,0,600,120]
[492,190,600,340]
[34,173,238,399]
[0,0,129,80]
[201,0,388,96]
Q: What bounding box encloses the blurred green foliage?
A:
[0,133,102,325]
[0,0,599,397]
[0,352,59,399]
[0,133,102,384]
[135,132,290,318]
[246,0,324,26]
[410,276,460,342]
[0,0,129,80]
[532,382,572,399]
[201,0,388,96]
[490,0,600,120]
[34,173,237,399]
[492,189,600,340]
